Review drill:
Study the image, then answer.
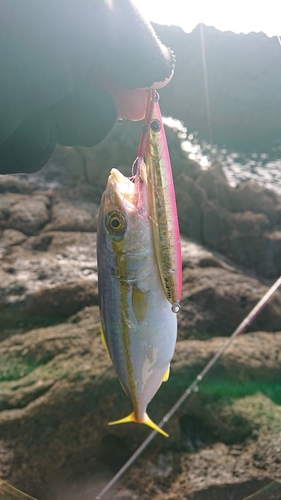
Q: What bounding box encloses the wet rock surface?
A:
[1,311,281,499]
[0,180,99,335]
[179,265,281,339]
[174,162,281,279]
[0,173,281,499]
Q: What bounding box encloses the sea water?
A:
[163,117,281,195]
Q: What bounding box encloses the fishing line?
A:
[199,23,213,145]
[94,275,281,499]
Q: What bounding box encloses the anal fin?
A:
[163,364,170,382]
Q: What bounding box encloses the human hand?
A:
[0,0,174,174]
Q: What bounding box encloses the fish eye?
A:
[111,217,120,228]
[150,119,161,132]
[105,211,126,239]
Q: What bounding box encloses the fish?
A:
[97,160,177,437]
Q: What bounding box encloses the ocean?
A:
[164,117,281,195]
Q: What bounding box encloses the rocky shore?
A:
[176,161,281,280]
[0,168,281,499]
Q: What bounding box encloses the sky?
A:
[133,0,280,38]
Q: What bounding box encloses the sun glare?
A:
[134,0,280,37]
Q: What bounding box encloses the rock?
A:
[173,331,281,381]
[1,172,281,499]
[197,164,281,216]
[0,193,22,224]
[0,175,35,195]
[179,264,281,339]
[23,230,85,253]
[0,192,51,235]
[181,238,233,271]
[144,429,281,499]
[0,310,115,497]
[1,235,280,342]
[1,229,27,246]
[1,318,281,498]
[227,180,281,216]
[196,162,231,211]
[175,175,206,241]
[201,201,232,253]
[224,211,269,269]
[176,162,281,277]
[43,199,99,232]
[24,280,98,319]
[0,232,98,326]
[258,231,281,278]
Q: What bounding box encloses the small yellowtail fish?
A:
[97,162,177,437]
[97,92,181,437]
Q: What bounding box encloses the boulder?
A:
[258,231,281,278]
[177,162,281,278]
[227,180,281,216]
[224,211,269,269]
[179,249,281,339]
[196,161,232,211]
[196,163,281,216]
[0,231,98,330]
[202,202,270,261]
[177,160,281,279]
[181,238,233,271]
[0,192,51,236]
[0,175,35,195]
[201,200,232,253]
[43,199,99,232]
[24,280,98,319]
[1,229,27,246]
[173,331,281,381]
[0,193,24,225]
[175,174,206,241]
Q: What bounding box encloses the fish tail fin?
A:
[142,413,169,437]
[108,412,168,438]
[108,412,136,427]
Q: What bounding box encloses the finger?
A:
[105,71,174,121]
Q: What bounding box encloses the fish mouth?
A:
[110,168,129,186]
[108,168,136,206]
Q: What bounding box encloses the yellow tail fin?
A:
[108,412,168,437]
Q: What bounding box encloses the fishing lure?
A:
[97,91,181,436]
[138,90,182,309]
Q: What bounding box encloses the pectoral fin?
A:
[132,285,150,323]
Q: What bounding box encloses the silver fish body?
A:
[97,164,177,435]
